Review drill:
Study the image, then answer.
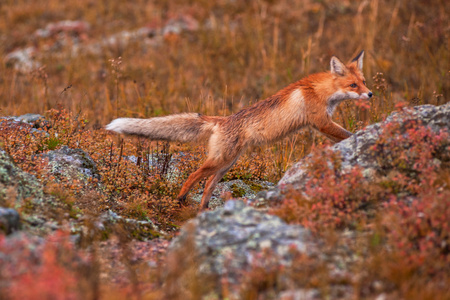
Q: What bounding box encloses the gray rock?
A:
[4,47,41,72]
[278,289,321,300]
[192,179,275,209]
[0,207,21,234]
[93,210,165,240]
[0,114,48,135]
[169,200,313,282]
[0,150,62,235]
[0,149,45,207]
[34,20,90,39]
[14,113,45,124]
[39,146,100,183]
[162,14,199,36]
[275,103,450,192]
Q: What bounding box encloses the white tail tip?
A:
[105,118,129,134]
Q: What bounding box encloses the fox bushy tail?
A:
[106,113,224,143]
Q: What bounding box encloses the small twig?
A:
[59,84,73,96]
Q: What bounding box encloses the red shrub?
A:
[382,187,450,274]
[272,146,381,232]
[0,231,87,300]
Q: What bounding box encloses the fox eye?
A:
[363,81,366,85]
[350,83,357,88]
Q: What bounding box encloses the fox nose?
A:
[368,92,373,98]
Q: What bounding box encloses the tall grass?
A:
[1,0,447,118]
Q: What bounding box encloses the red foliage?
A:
[0,231,88,300]
[271,146,379,232]
[383,190,450,274]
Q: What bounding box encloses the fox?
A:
[106,50,372,210]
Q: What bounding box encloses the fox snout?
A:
[360,91,373,100]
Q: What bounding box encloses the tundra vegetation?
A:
[0,0,448,299]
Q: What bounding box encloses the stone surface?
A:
[94,210,165,240]
[0,207,21,234]
[4,47,41,71]
[169,200,313,281]
[278,289,321,300]
[13,113,45,125]
[192,179,274,209]
[0,114,48,135]
[0,150,45,208]
[39,146,101,183]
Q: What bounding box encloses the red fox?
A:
[106,51,372,210]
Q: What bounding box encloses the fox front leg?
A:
[314,114,353,142]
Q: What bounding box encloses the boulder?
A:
[39,146,100,183]
[168,200,314,283]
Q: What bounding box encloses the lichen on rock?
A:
[39,146,100,183]
[168,200,314,283]
[0,150,45,208]
[191,179,274,209]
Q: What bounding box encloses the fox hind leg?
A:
[177,152,241,209]
[177,161,221,205]
[199,160,237,210]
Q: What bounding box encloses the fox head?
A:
[329,50,373,102]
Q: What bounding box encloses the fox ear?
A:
[330,56,347,76]
[351,50,364,71]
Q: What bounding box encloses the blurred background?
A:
[1,0,448,126]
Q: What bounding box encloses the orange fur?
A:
[106,51,372,210]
